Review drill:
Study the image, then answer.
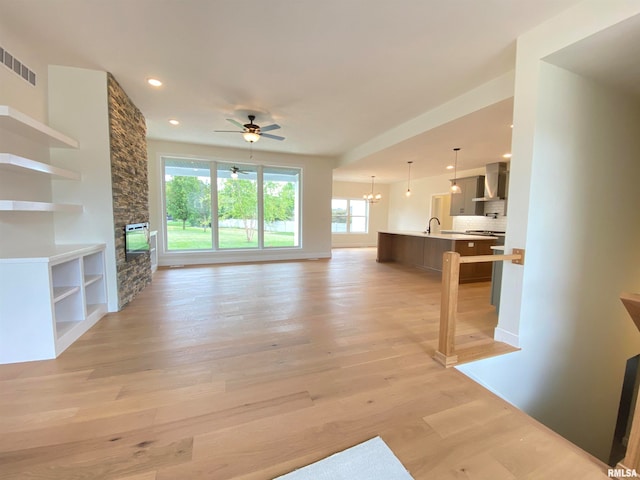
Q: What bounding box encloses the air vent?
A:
[0,46,36,86]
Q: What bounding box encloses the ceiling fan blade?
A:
[260,133,285,141]
[226,118,245,129]
[214,130,243,133]
[260,123,281,132]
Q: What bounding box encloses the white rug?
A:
[274,436,415,480]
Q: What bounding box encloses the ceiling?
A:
[1,0,583,183]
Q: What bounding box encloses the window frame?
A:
[161,156,302,253]
[331,198,369,234]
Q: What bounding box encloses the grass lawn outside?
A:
[166,222,296,250]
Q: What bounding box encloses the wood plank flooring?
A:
[0,248,607,479]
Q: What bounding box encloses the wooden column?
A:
[434,251,460,367]
[619,292,640,472]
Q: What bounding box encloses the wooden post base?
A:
[434,350,458,368]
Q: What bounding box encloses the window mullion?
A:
[212,161,219,250]
[257,164,264,249]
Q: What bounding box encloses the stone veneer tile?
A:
[107,73,151,309]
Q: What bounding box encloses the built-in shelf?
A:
[0,153,80,180]
[0,244,107,364]
[86,304,105,318]
[0,105,79,148]
[55,321,76,338]
[84,275,102,287]
[52,285,81,303]
[150,230,158,273]
[0,200,83,212]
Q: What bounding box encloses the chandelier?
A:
[363,176,382,203]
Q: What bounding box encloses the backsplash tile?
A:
[452,200,507,232]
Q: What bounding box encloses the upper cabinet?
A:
[450,176,484,216]
[0,105,81,212]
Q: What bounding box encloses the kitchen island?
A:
[377,231,497,283]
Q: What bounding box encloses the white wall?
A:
[0,21,48,121]
[332,181,389,247]
[148,140,334,265]
[459,1,640,461]
[387,167,484,231]
[0,19,54,251]
[48,66,118,312]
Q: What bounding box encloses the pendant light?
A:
[405,161,413,197]
[363,176,382,203]
[450,147,462,194]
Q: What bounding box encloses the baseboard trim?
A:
[159,250,331,267]
[494,327,520,348]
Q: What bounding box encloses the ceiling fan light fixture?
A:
[243,131,260,143]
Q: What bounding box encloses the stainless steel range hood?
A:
[472,162,507,201]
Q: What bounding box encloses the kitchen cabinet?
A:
[454,239,494,282]
[377,232,496,283]
[450,175,484,216]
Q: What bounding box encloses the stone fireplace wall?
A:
[107,73,151,309]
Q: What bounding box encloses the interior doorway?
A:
[431,193,453,232]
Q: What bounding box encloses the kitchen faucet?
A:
[426,216,440,234]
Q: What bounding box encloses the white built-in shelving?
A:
[0,244,107,364]
[0,106,104,363]
[0,200,83,212]
[0,153,80,179]
[149,230,158,273]
[0,105,82,213]
[0,105,79,148]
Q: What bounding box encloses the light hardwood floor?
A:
[0,248,607,479]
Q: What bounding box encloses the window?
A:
[263,167,300,247]
[164,158,212,251]
[162,157,301,251]
[332,198,368,234]
[217,163,258,249]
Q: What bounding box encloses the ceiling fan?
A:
[229,165,249,179]
[215,114,285,143]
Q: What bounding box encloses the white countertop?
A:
[0,243,106,263]
[379,230,498,241]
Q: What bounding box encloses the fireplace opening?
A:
[125,222,150,260]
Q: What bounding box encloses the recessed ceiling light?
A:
[446,165,454,170]
[147,78,162,87]
[510,124,514,128]
[169,119,180,126]
[503,153,512,158]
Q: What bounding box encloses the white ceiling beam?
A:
[338,70,515,168]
